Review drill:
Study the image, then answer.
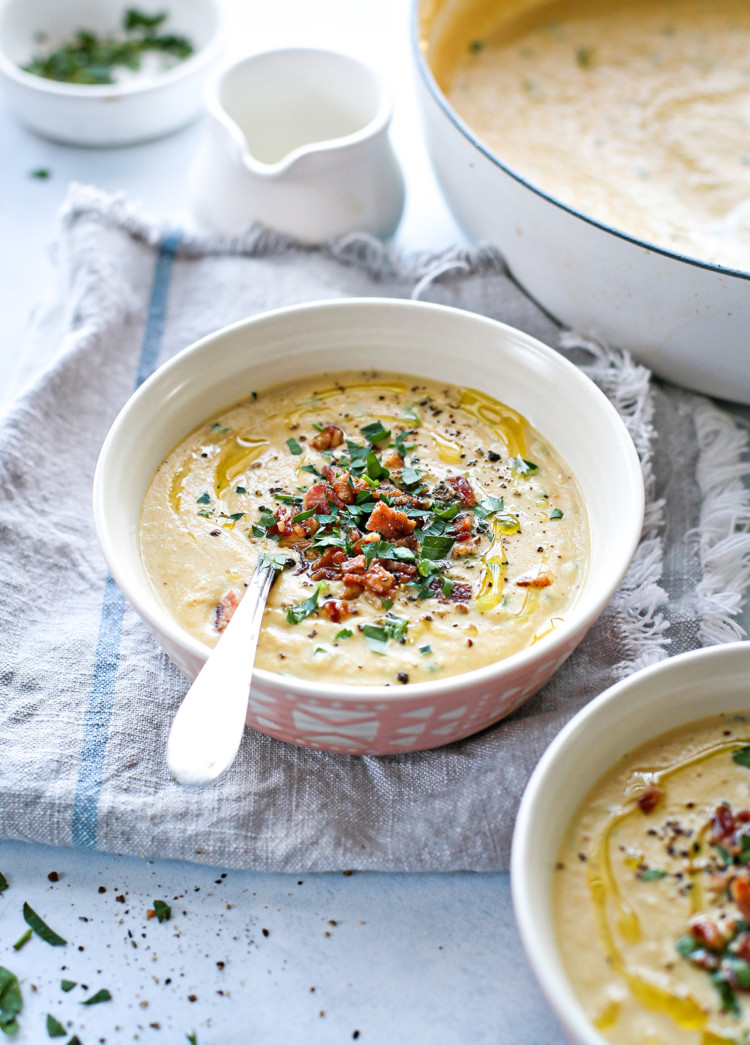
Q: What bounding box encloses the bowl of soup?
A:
[414,0,750,403]
[512,641,750,1044]
[93,297,643,754]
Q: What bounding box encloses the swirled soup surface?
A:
[139,371,589,686]
[436,0,750,270]
[555,713,750,1043]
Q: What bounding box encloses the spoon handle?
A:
[166,559,277,787]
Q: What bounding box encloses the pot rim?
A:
[410,0,750,282]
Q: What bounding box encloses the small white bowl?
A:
[0,0,225,146]
[512,641,750,1045]
[93,297,644,754]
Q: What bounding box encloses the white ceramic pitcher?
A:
[190,48,405,242]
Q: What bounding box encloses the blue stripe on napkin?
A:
[71,229,182,848]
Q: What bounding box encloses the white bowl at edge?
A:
[93,297,644,755]
[0,0,225,146]
[511,641,750,1045]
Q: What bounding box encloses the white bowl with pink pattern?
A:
[93,298,644,754]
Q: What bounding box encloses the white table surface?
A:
[0,2,566,1043]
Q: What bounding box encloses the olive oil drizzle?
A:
[588,738,750,1034]
[456,388,528,459]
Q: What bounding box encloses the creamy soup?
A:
[139,371,589,686]
[555,713,750,1044]
[430,0,750,270]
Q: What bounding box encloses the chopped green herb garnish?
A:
[23,903,66,946]
[575,45,596,68]
[153,900,171,923]
[81,988,111,1006]
[0,873,7,894]
[60,982,76,993]
[224,512,244,522]
[733,746,750,769]
[46,1013,66,1038]
[196,492,211,505]
[197,508,214,519]
[286,438,303,456]
[365,451,389,481]
[419,645,432,655]
[285,583,325,625]
[549,508,564,520]
[400,466,423,487]
[187,1034,198,1045]
[291,508,316,524]
[636,868,667,881]
[442,578,455,597]
[0,967,22,1036]
[210,422,229,433]
[385,612,408,643]
[420,535,456,561]
[433,502,459,520]
[474,496,504,519]
[29,168,51,180]
[235,486,246,495]
[259,551,289,572]
[712,973,740,1016]
[469,39,484,53]
[510,456,539,476]
[12,929,31,951]
[675,933,698,958]
[362,624,389,655]
[360,421,391,444]
[22,10,194,85]
[393,430,416,456]
[300,463,322,477]
[334,628,353,641]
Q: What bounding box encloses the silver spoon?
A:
[166,556,281,787]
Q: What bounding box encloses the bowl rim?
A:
[204,47,394,177]
[510,641,750,1045]
[410,0,750,282]
[93,296,645,703]
[0,0,226,98]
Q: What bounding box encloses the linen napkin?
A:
[1,184,749,872]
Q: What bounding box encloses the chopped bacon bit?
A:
[689,916,727,951]
[146,909,156,920]
[310,547,346,581]
[382,450,404,470]
[302,483,331,513]
[361,561,396,595]
[711,802,736,843]
[366,502,416,539]
[637,785,663,815]
[375,481,428,509]
[321,600,352,623]
[452,536,480,556]
[380,559,418,581]
[450,514,474,536]
[446,475,477,507]
[271,504,318,542]
[215,588,242,633]
[515,571,553,588]
[310,425,344,451]
[731,875,750,923]
[341,581,364,600]
[341,554,366,575]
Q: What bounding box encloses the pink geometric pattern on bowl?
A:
[242,637,578,755]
